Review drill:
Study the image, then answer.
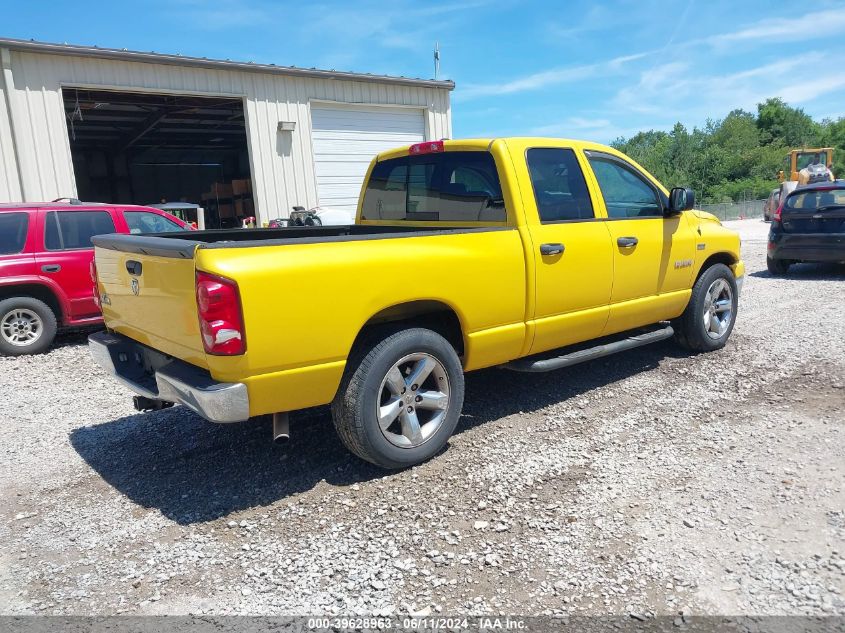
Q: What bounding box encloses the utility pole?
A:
[434,42,440,81]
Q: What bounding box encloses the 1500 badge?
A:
[674,259,693,269]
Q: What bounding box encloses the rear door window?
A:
[124,211,183,234]
[526,148,594,222]
[0,213,29,254]
[361,151,506,222]
[44,210,116,250]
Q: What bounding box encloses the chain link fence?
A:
[698,194,767,221]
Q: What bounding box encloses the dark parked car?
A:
[767,181,845,275]
[763,187,780,222]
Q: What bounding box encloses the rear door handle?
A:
[617,236,638,248]
[41,264,61,273]
[540,243,565,256]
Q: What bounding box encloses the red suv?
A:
[0,201,191,356]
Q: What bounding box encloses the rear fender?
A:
[0,277,69,323]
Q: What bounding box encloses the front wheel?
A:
[674,264,738,353]
[332,328,464,469]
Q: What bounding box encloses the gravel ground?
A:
[1,218,843,617]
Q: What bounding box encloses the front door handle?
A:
[41,264,61,273]
[617,236,638,248]
[540,243,565,256]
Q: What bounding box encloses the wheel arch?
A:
[0,282,64,322]
[350,300,466,361]
[695,252,737,283]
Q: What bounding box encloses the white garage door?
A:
[311,104,426,213]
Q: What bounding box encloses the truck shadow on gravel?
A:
[70,341,686,525]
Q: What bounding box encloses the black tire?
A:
[332,327,464,469]
[0,297,58,356]
[674,264,738,353]
[767,256,790,275]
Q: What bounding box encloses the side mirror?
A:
[668,187,695,214]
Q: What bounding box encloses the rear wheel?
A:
[332,327,464,469]
[767,256,790,275]
[0,297,58,356]
[675,264,737,353]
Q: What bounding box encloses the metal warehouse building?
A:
[0,38,453,226]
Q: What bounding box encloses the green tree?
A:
[612,97,837,204]
[756,98,820,147]
[818,117,845,177]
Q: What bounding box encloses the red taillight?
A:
[409,140,444,155]
[773,203,783,222]
[196,272,245,355]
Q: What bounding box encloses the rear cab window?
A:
[44,210,116,250]
[0,213,30,255]
[361,151,507,223]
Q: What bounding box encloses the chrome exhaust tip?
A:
[272,412,290,444]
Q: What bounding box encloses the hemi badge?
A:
[697,243,706,250]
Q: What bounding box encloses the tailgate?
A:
[93,235,207,368]
[782,201,845,234]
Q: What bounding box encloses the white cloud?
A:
[780,74,845,104]
[456,51,650,100]
[169,0,270,30]
[708,8,845,45]
[612,53,845,128]
[546,5,621,38]
[528,117,650,143]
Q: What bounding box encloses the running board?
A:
[503,325,674,373]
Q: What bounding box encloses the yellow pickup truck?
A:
[89,138,744,468]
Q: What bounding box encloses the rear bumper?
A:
[88,331,250,423]
[768,232,845,263]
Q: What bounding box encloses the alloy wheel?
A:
[703,278,733,340]
[376,352,450,448]
[1,308,44,347]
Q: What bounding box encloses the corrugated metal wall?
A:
[0,49,23,201]
[0,49,452,221]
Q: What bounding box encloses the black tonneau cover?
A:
[92,225,510,258]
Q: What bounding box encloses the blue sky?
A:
[3,0,845,142]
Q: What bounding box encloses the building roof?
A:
[0,37,455,91]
